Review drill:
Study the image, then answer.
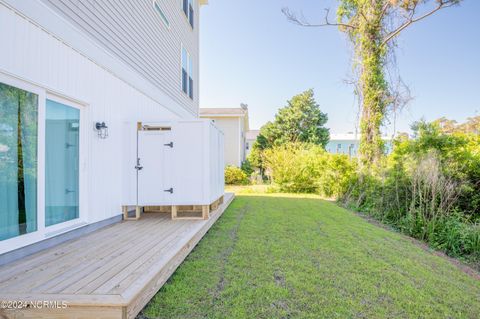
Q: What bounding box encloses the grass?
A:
[141,192,480,319]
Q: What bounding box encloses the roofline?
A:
[199,113,247,118]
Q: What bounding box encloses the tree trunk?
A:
[357,2,387,165]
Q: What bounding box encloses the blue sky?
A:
[199,0,480,134]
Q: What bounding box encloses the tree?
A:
[458,116,480,134]
[249,89,329,172]
[274,89,330,146]
[430,116,480,135]
[283,0,462,164]
[433,117,458,134]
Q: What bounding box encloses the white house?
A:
[0,0,223,261]
[200,106,250,167]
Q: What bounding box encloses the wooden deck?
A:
[0,193,235,319]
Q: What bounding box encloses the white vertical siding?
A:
[207,118,241,167]
[0,3,182,228]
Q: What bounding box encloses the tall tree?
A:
[259,89,329,147]
[283,0,462,164]
[249,89,329,172]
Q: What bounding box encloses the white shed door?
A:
[137,130,173,205]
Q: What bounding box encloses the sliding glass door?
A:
[1,78,83,248]
[0,82,38,241]
[45,99,80,226]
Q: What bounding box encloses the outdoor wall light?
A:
[94,121,109,139]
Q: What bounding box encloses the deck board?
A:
[0,193,234,319]
[6,218,168,293]
[59,218,176,294]
[0,218,142,284]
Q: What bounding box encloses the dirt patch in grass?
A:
[211,205,249,300]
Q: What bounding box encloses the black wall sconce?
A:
[94,121,109,139]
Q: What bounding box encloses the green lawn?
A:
[141,194,480,319]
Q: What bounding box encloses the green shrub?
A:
[393,122,480,217]
[240,159,254,176]
[225,166,250,185]
[340,125,480,262]
[263,143,356,197]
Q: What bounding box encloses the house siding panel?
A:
[207,118,241,167]
[40,0,200,115]
[0,2,189,253]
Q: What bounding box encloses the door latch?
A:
[135,158,143,170]
[164,142,173,148]
[164,188,174,194]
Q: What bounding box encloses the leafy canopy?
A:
[284,0,462,164]
[248,89,329,170]
[257,89,329,149]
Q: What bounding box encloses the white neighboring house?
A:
[0,0,215,258]
[200,106,250,167]
[246,129,260,157]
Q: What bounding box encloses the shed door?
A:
[137,130,173,205]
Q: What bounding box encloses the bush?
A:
[263,143,356,197]
[253,120,480,262]
[340,124,480,262]
[225,166,250,185]
[240,160,254,176]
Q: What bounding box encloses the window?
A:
[188,54,193,99]
[181,46,194,99]
[45,99,80,226]
[154,1,170,28]
[182,0,188,16]
[183,0,194,28]
[0,82,38,240]
[189,0,194,28]
[181,47,188,94]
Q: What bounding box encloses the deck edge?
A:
[124,193,235,319]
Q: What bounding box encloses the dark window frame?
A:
[189,2,194,28]
[182,0,188,17]
[182,68,188,94]
[182,0,194,29]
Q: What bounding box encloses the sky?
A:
[199,0,480,134]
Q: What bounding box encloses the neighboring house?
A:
[246,129,260,157]
[0,0,211,257]
[326,133,393,157]
[200,106,250,167]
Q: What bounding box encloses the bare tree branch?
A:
[381,1,458,46]
[282,7,356,30]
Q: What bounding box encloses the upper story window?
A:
[181,46,194,99]
[182,0,194,28]
[154,1,170,28]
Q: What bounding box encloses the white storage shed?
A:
[122,120,225,220]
